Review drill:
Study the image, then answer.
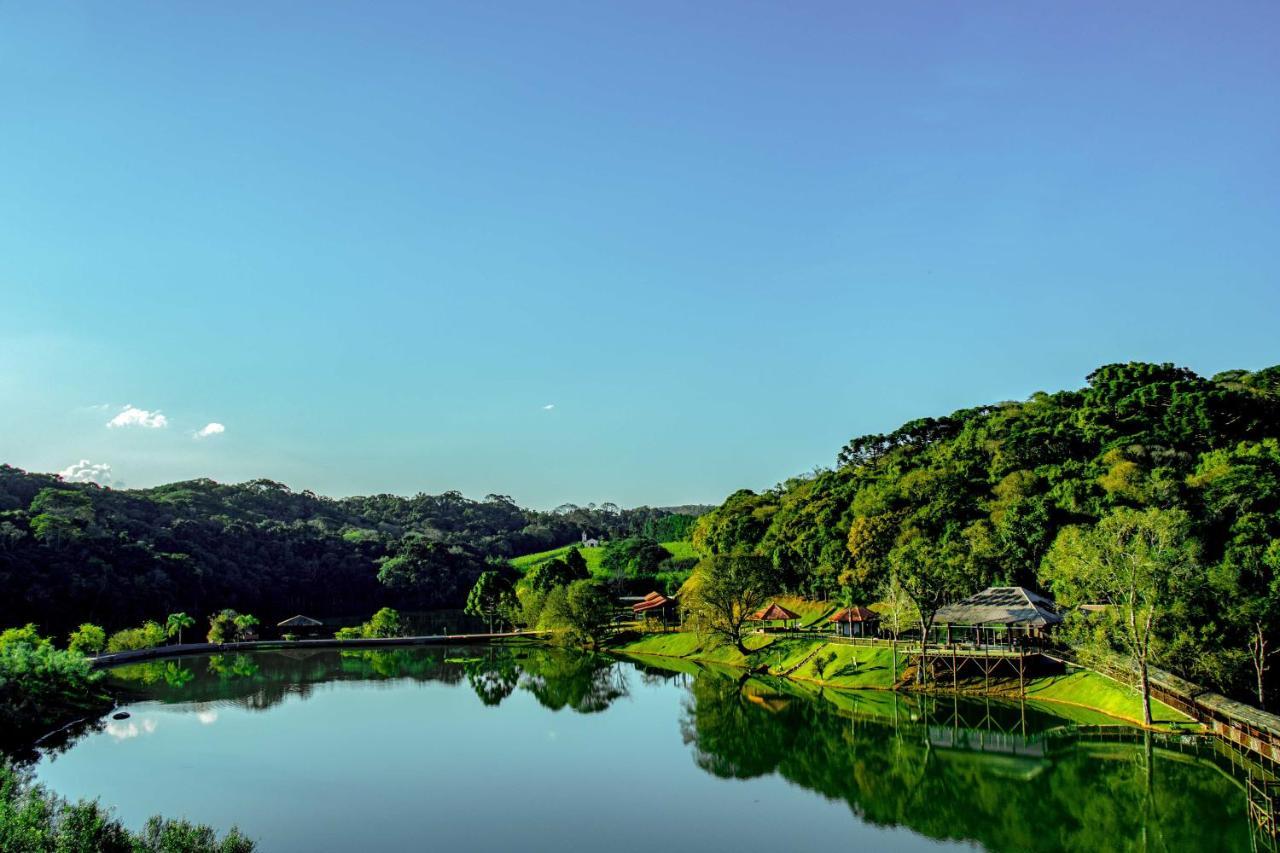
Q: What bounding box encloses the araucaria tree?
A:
[683,555,775,654]
[1044,507,1200,726]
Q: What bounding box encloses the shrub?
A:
[105,621,167,653]
[67,624,106,655]
[0,760,256,852]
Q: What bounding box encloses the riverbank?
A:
[613,631,1197,730]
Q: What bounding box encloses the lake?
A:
[34,645,1255,852]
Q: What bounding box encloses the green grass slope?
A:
[614,632,1196,729]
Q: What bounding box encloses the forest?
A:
[0,467,702,637]
[689,362,1280,708]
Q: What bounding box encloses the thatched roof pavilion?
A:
[277,615,323,628]
[933,587,1061,628]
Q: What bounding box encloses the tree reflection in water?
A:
[100,647,1256,852]
[679,667,1252,852]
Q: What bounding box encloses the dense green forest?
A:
[0,468,702,636]
[690,362,1280,707]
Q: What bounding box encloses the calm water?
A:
[34,646,1253,852]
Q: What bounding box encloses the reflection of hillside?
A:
[105,646,630,717]
[680,668,1250,852]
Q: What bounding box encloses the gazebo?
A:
[750,603,801,631]
[829,606,879,638]
[276,615,324,638]
[931,587,1062,647]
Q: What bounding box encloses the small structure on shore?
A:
[829,606,879,638]
[632,591,679,630]
[277,615,324,638]
[932,587,1061,646]
[750,602,801,631]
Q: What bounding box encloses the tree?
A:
[208,610,259,644]
[1043,507,1200,726]
[364,607,403,638]
[165,612,195,645]
[67,623,106,655]
[887,529,966,683]
[563,580,614,648]
[525,556,589,593]
[465,571,517,633]
[872,575,919,683]
[683,555,776,654]
[601,537,672,580]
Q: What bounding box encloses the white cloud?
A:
[107,404,168,429]
[195,422,225,439]
[196,709,219,725]
[106,717,157,741]
[542,404,555,411]
[59,459,117,487]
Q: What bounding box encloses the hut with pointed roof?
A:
[276,614,324,638]
[829,606,879,638]
[749,602,801,631]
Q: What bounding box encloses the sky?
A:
[1,1,1277,509]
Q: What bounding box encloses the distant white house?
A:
[581,531,601,548]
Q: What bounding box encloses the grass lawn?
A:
[1023,668,1196,730]
[509,540,696,579]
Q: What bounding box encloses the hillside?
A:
[691,362,1280,707]
[0,468,700,635]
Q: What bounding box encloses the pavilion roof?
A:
[933,587,1062,627]
[829,606,879,624]
[277,614,323,628]
[750,603,800,622]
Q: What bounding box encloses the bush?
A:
[333,608,404,640]
[207,611,260,644]
[0,760,256,852]
[0,626,106,752]
[67,624,106,655]
[105,621,167,653]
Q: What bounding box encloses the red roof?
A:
[750,603,801,622]
[829,606,878,624]
[632,593,674,613]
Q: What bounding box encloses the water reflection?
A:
[91,647,1255,851]
[105,645,628,716]
[679,668,1252,851]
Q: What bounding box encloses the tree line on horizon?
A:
[0,467,703,638]
[686,361,1280,711]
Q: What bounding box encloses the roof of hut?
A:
[750,603,801,622]
[933,587,1062,627]
[829,606,879,624]
[632,593,675,613]
[276,614,323,628]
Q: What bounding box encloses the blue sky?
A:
[2,1,1277,508]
